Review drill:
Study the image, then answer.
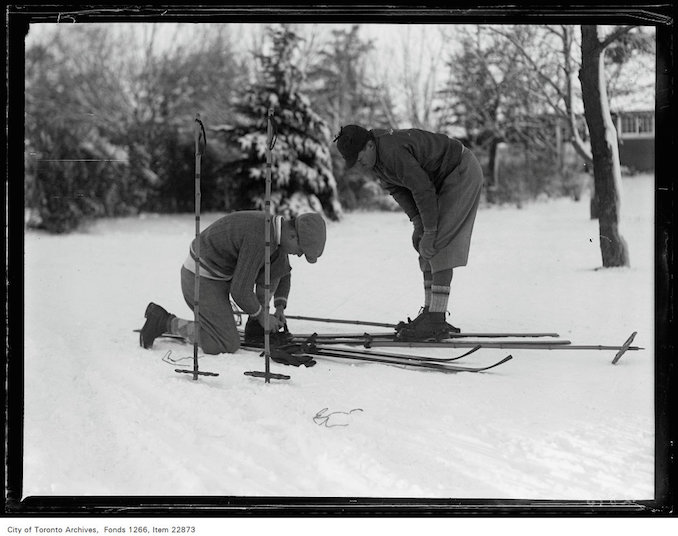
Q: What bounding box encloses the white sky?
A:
[25,22,655,118]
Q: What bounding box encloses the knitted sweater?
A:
[188,211,291,315]
[371,128,464,230]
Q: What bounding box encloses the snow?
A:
[22,175,655,500]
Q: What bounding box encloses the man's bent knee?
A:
[201,335,240,355]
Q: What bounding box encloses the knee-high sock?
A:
[423,268,432,308]
[170,317,195,344]
[430,269,453,313]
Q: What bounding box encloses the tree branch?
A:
[600,25,637,49]
[489,26,568,105]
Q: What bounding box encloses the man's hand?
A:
[257,310,283,332]
[274,305,286,326]
[418,229,437,259]
[411,214,424,252]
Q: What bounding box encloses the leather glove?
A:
[270,346,317,367]
[411,214,424,252]
[418,229,437,259]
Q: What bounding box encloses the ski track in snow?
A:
[22,176,655,499]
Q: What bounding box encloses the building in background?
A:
[612,109,655,172]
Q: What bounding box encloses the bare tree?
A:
[489,24,646,267]
[368,25,446,130]
[400,26,447,130]
[489,26,591,163]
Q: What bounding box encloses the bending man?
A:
[335,125,483,341]
[139,210,326,353]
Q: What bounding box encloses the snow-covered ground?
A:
[22,175,655,500]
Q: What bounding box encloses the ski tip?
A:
[488,354,513,369]
[469,354,513,372]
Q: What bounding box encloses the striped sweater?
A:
[185,211,291,315]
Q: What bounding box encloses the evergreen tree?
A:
[218,25,342,220]
[25,28,148,233]
[305,25,395,209]
[24,25,246,232]
[305,25,387,134]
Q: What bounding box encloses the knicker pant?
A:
[419,147,484,274]
[180,266,240,354]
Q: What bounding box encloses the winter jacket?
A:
[371,128,465,230]
[186,211,291,316]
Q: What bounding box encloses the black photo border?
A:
[4,1,676,517]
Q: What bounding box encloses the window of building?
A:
[621,114,637,134]
[619,112,654,137]
[637,113,654,134]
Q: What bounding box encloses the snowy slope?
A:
[22,175,655,499]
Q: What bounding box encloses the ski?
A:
[134,329,571,350]
[134,329,185,341]
[304,347,514,373]
[290,337,574,349]
[242,341,483,363]
[290,330,561,340]
[297,336,644,354]
[240,342,513,373]
[303,343,483,363]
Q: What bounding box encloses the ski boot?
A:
[396,311,460,342]
[244,316,264,345]
[139,302,176,348]
[395,306,429,335]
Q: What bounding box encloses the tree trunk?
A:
[485,134,503,204]
[589,181,599,219]
[579,25,630,267]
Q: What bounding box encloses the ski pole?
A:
[263,107,273,383]
[175,114,218,379]
[244,107,290,382]
[283,314,396,328]
[236,312,561,338]
[192,115,203,380]
[231,311,397,328]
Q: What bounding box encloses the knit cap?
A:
[295,212,326,263]
[335,125,370,169]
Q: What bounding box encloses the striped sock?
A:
[423,270,432,308]
[429,284,450,313]
[170,317,195,344]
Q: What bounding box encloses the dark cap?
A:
[295,212,326,263]
[334,125,370,169]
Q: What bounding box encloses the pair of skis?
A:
[237,327,563,373]
[139,316,642,373]
[250,321,547,372]
[284,328,641,364]
[138,329,515,373]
